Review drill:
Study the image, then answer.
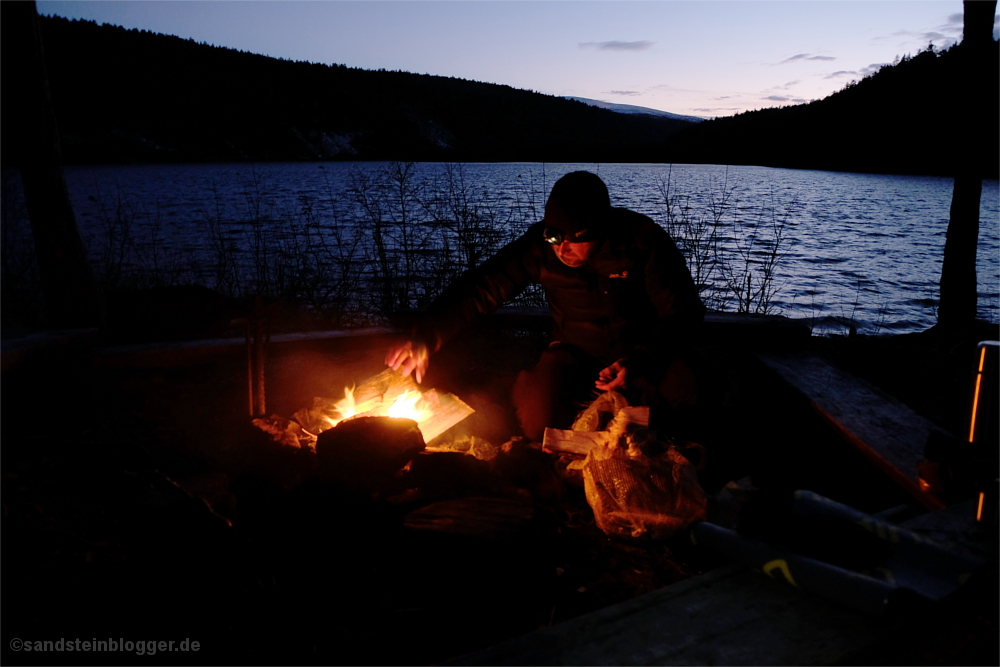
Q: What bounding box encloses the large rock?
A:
[315,416,425,492]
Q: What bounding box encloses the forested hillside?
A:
[4,13,996,176]
[665,43,1000,177]
[3,15,691,164]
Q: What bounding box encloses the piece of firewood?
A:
[613,406,650,428]
[296,368,474,443]
[542,428,611,456]
[542,404,650,456]
[418,389,476,443]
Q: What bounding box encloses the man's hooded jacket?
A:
[414,207,705,374]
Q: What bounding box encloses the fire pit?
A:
[252,367,475,450]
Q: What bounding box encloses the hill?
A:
[564,97,706,124]
[664,43,1000,178]
[4,13,996,176]
[2,15,694,165]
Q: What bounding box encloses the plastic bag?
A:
[581,412,707,539]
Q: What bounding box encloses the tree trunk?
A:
[936,0,997,330]
[4,1,102,330]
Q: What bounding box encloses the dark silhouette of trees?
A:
[10,11,996,178]
[664,38,999,178]
[936,0,998,330]
[0,2,101,329]
[17,15,691,165]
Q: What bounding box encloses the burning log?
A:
[253,368,475,458]
[293,368,475,444]
[316,416,425,492]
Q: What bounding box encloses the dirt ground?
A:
[1,312,997,665]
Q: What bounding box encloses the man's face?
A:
[543,198,602,267]
[551,239,598,268]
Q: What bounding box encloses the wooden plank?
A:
[757,351,947,511]
[453,564,882,666]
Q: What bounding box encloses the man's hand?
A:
[386,340,430,384]
[595,359,628,392]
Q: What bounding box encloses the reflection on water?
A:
[16,162,1000,334]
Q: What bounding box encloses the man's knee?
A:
[511,346,596,441]
[659,356,700,409]
[512,367,548,441]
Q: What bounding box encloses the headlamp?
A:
[542,226,564,245]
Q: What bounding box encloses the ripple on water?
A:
[16,163,995,336]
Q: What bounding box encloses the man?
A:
[387,171,706,441]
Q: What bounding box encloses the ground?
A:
[1,308,997,665]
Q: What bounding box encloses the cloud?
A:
[940,14,966,37]
[920,31,949,44]
[762,95,807,104]
[778,53,836,64]
[607,90,642,96]
[823,60,886,81]
[579,40,654,52]
[887,25,959,50]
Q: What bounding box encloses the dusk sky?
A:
[37,1,995,118]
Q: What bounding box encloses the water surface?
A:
[50,161,1000,334]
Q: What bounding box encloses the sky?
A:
[36,1,995,119]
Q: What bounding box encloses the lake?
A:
[15,161,1000,335]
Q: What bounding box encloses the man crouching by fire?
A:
[386,170,710,446]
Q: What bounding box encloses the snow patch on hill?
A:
[566,97,705,123]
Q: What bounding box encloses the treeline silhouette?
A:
[666,43,1000,178]
[11,16,691,165]
[7,15,998,176]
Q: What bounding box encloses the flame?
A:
[333,385,359,423]
[387,390,433,422]
[322,385,434,429]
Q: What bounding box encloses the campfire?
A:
[252,368,475,449]
[252,366,705,541]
